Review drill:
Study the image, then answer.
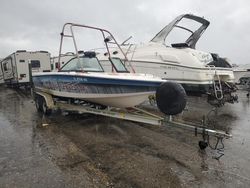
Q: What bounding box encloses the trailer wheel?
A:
[156,82,187,115]
[35,96,43,112]
[41,97,52,115]
[35,95,52,115]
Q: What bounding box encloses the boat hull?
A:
[33,73,162,108]
[99,46,235,95]
[101,59,234,95]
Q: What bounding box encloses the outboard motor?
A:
[156,82,187,115]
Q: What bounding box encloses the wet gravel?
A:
[0,86,250,188]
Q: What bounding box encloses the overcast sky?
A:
[0,0,250,64]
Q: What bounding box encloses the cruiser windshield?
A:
[151,14,210,49]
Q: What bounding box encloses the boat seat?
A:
[171,43,189,48]
[84,51,96,58]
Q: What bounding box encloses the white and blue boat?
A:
[33,23,187,115]
[33,54,164,108]
[33,24,168,108]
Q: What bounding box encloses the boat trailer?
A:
[34,90,231,159]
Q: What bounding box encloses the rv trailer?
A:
[0,62,3,84]
[0,50,51,86]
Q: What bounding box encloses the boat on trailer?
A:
[99,14,238,107]
[33,23,186,113]
[32,23,231,156]
[33,59,165,108]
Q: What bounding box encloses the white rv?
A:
[0,50,51,86]
[0,63,3,84]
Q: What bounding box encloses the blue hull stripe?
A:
[33,74,163,87]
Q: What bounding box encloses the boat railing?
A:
[58,23,136,73]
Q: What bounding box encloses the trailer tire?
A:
[35,95,52,115]
[35,95,43,112]
[41,97,52,115]
[156,82,187,115]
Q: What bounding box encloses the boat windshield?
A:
[151,14,210,49]
[60,57,104,72]
[110,58,129,73]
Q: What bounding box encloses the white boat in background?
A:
[233,64,250,91]
[33,23,186,114]
[233,64,250,84]
[99,14,238,107]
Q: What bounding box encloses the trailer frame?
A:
[34,90,231,144]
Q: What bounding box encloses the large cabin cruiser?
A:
[100,14,238,107]
[32,23,186,114]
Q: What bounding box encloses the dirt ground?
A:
[0,86,250,188]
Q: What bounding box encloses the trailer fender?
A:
[34,91,54,115]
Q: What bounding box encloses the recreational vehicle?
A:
[0,50,51,86]
[0,63,3,84]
